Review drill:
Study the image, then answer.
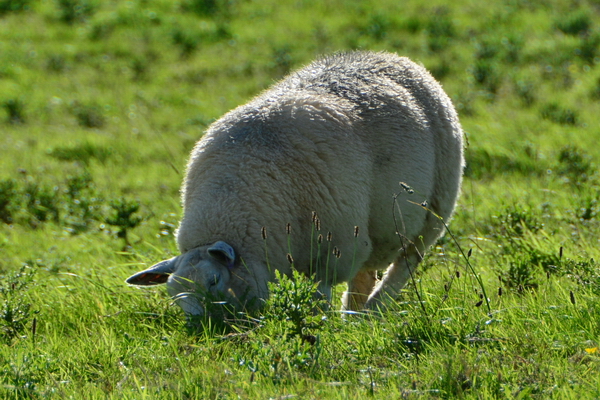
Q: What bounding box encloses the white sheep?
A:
[126,51,464,315]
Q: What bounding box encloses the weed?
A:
[493,205,543,238]
[0,0,29,14]
[70,102,105,128]
[265,269,326,338]
[501,34,524,64]
[229,270,326,384]
[88,20,115,41]
[105,197,143,246]
[474,38,500,61]
[471,60,501,94]
[403,15,422,33]
[555,10,591,36]
[172,28,200,58]
[63,171,103,234]
[45,54,67,73]
[561,258,600,294]
[501,260,538,291]
[514,79,536,106]
[56,0,96,24]
[556,145,594,184]
[464,147,544,179]
[23,181,60,225]
[577,194,598,221]
[433,353,473,397]
[48,142,112,165]
[0,266,36,343]
[130,55,149,81]
[362,13,393,41]
[540,103,578,126]
[591,77,600,99]
[429,59,451,81]
[425,8,455,52]
[577,32,600,64]
[270,45,294,77]
[181,0,232,18]
[0,179,18,224]
[453,91,476,117]
[2,98,26,124]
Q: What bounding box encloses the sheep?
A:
[126,50,464,316]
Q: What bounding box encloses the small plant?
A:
[555,10,591,36]
[265,269,326,338]
[556,145,593,184]
[0,178,19,224]
[2,98,25,124]
[48,142,112,165]
[45,54,67,73]
[493,205,543,238]
[23,181,60,225]
[270,45,294,77]
[540,103,578,126]
[0,0,30,14]
[63,171,103,234]
[172,28,200,58]
[514,79,536,106]
[0,266,36,343]
[578,194,599,221]
[500,259,538,291]
[591,77,600,99]
[561,258,600,295]
[130,55,149,81]
[70,102,105,128]
[577,32,600,64]
[362,12,393,41]
[181,0,232,17]
[56,0,96,24]
[425,8,455,51]
[105,197,143,246]
[471,60,501,94]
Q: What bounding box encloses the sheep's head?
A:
[126,241,258,316]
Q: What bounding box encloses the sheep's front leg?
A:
[342,270,378,311]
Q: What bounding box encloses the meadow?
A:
[1,0,600,398]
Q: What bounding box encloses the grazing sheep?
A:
[126,51,464,315]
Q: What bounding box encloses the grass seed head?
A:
[354,226,359,237]
[261,226,267,240]
[287,253,294,264]
[559,246,563,259]
[399,182,415,194]
[286,222,291,235]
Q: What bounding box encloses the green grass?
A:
[1,0,600,398]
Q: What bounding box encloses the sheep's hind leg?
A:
[342,270,378,311]
[363,245,422,310]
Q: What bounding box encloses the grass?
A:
[1,0,600,398]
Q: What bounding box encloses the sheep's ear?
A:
[126,257,177,286]
[207,241,236,267]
